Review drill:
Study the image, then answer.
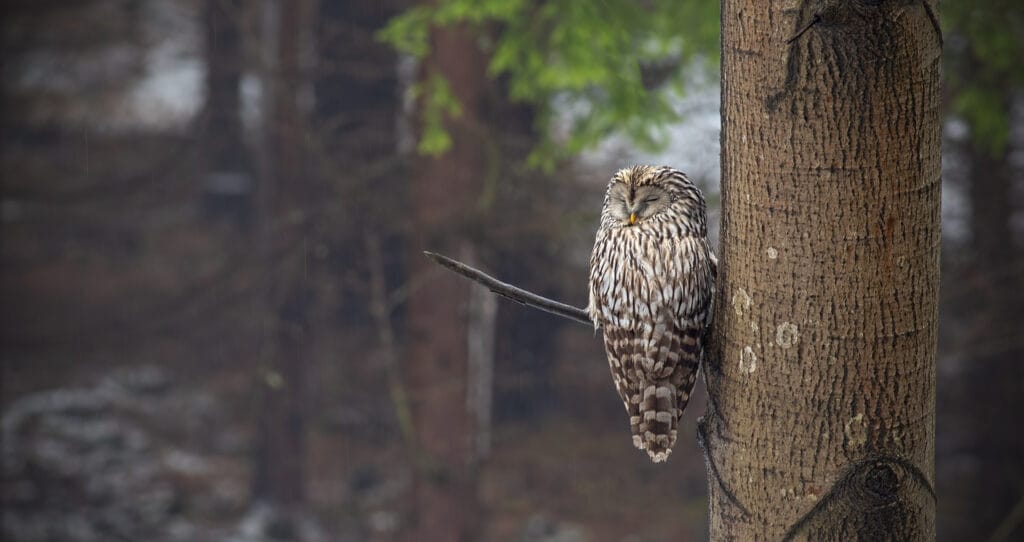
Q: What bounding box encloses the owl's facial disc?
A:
[609,183,669,226]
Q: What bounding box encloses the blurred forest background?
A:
[1,1,1021,541]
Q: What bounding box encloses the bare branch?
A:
[423,251,594,328]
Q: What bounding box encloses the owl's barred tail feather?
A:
[628,330,702,463]
[635,383,680,462]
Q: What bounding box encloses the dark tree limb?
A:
[423,251,594,328]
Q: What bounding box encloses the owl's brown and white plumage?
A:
[588,165,716,463]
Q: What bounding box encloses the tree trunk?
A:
[314,0,405,164]
[312,0,406,329]
[252,0,312,508]
[705,1,942,539]
[955,111,1023,540]
[404,23,488,542]
[201,0,252,225]
[203,0,243,161]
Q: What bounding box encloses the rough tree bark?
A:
[703,1,942,539]
[404,23,488,542]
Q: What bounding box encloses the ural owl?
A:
[588,165,716,462]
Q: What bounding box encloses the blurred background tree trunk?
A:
[707,1,942,537]
[404,22,488,542]
[312,0,408,329]
[201,0,252,226]
[961,131,1024,540]
[252,0,313,510]
[943,82,1024,540]
[937,4,1024,534]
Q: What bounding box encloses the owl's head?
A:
[602,165,705,233]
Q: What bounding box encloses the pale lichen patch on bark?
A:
[740,346,757,374]
[888,429,904,448]
[732,288,753,317]
[767,247,779,259]
[776,322,800,348]
[844,413,868,449]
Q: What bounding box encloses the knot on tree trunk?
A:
[782,455,936,541]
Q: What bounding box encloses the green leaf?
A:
[376,5,434,57]
[943,0,1024,155]
[381,0,721,163]
[415,73,463,156]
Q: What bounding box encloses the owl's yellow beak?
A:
[629,213,637,225]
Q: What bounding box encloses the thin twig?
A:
[423,251,594,328]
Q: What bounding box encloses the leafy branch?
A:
[377,0,720,169]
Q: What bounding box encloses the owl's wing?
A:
[587,227,614,328]
[648,236,716,459]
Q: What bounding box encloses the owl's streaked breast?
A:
[589,227,712,331]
